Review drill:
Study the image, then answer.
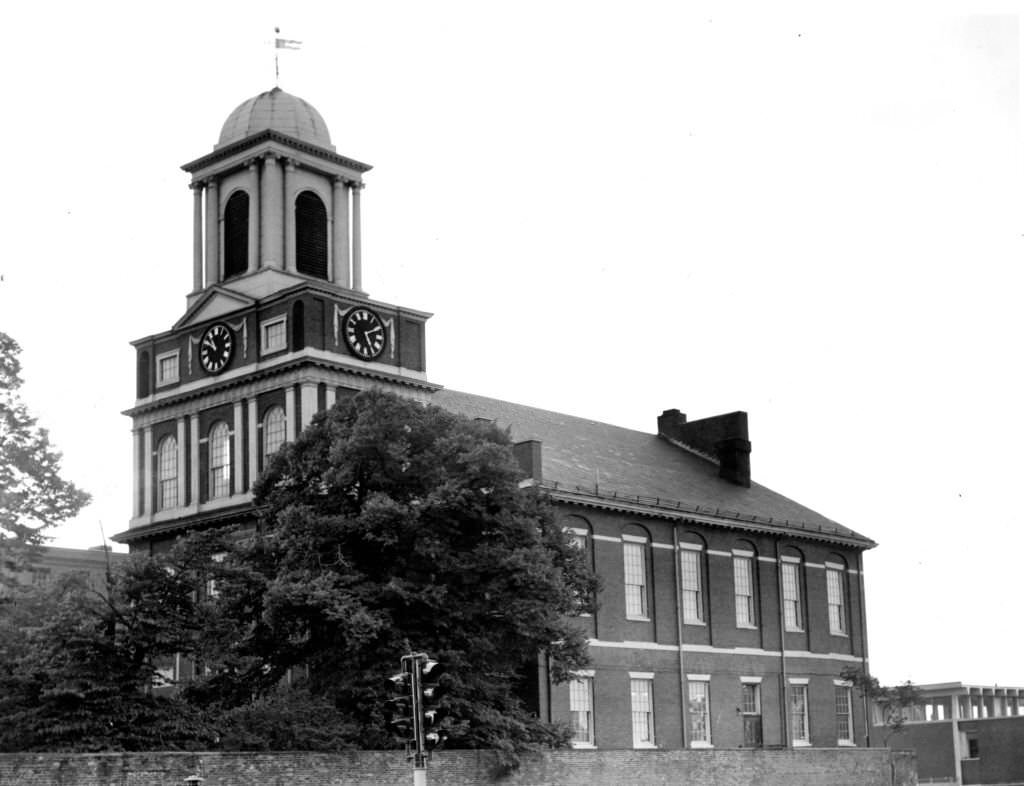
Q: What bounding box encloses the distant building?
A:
[0,545,127,594]
[873,682,1024,784]
[114,87,878,751]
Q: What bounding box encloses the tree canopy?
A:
[1,389,597,762]
[0,332,90,570]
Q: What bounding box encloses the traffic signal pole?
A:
[401,653,429,786]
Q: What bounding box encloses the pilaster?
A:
[332,177,351,288]
[352,183,363,292]
[204,178,220,286]
[191,183,204,291]
[142,427,153,517]
[247,159,260,274]
[284,158,297,273]
[261,152,284,270]
[233,401,244,496]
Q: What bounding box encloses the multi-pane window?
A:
[836,684,854,744]
[261,317,287,354]
[156,351,179,387]
[741,681,763,748]
[623,541,648,618]
[263,406,287,465]
[569,677,595,746]
[157,435,178,510]
[826,565,847,635]
[781,560,803,631]
[688,679,711,746]
[630,676,655,747]
[790,683,810,744]
[733,554,755,627]
[679,548,704,623]
[208,422,231,499]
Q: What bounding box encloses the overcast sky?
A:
[1,1,1021,687]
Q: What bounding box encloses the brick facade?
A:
[0,749,917,786]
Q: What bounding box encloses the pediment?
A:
[175,287,257,329]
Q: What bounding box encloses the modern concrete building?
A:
[114,87,878,752]
[873,682,1024,784]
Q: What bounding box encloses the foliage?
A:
[841,666,920,746]
[0,332,90,574]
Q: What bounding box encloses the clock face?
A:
[199,323,234,374]
[343,307,387,360]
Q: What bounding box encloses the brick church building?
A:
[114,88,877,752]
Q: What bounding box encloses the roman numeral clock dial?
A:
[199,323,234,374]
[343,307,387,360]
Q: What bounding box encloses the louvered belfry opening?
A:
[224,191,249,279]
[295,190,328,279]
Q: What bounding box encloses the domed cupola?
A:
[217,87,334,151]
[181,89,373,306]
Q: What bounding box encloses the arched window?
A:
[678,531,707,625]
[295,190,328,279]
[263,405,287,466]
[137,350,150,398]
[733,540,758,629]
[780,546,805,632]
[826,554,849,636]
[208,422,231,499]
[157,435,178,510]
[622,524,651,620]
[224,191,249,279]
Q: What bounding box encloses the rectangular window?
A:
[261,316,287,355]
[680,548,704,623]
[569,677,595,746]
[630,676,655,748]
[836,684,854,744]
[623,541,648,619]
[790,683,810,744]
[781,561,803,631]
[156,350,179,387]
[688,679,711,746]
[741,681,763,747]
[826,565,847,635]
[734,554,755,627]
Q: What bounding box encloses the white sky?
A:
[1,1,1021,687]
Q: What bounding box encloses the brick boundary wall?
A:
[0,748,917,786]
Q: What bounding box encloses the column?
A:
[332,177,351,288]
[352,183,363,291]
[233,401,244,496]
[142,427,153,517]
[204,178,220,286]
[132,429,142,518]
[300,383,318,429]
[176,417,187,510]
[191,183,204,291]
[247,159,261,273]
[284,158,297,273]
[261,152,284,269]
[247,399,259,491]
[285,386,297,440]
[190,416,200,507]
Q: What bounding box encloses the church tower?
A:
[117,88,437,551]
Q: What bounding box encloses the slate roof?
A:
[433,389,875,549]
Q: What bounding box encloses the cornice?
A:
[113,503,261,544]
[544,484,876,550]
[181,130,372,174]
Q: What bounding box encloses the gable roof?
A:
[433,389,875,549]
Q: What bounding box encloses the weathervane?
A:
[273,27,302,84]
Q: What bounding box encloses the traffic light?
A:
[384,665,416,748]
[420,658,448,753]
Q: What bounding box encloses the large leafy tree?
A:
[0,332,90,573]
[185,389,598,759]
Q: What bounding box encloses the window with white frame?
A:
[157,435,178,510]
[623,539,648,619]
[688,677,711,746]
[781,559,803,631]
[835,682,854,744]
[826,564,847,635]
[733,552,756,627]
[569,675,595,746]
[630,674,655,748]
[156,350,179,387]
[261,316,287,355]
[679,546,704,624]
[262,405,287,465]
[790,681,810,745]
[208,422,231,499]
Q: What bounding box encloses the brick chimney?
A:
[657,409,752,487]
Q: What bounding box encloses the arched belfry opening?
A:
[223,191,249,279]
[295,190,328,280]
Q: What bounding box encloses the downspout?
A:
[673,524,688,748]
[776,540,789,749]
[857,550,871,747]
